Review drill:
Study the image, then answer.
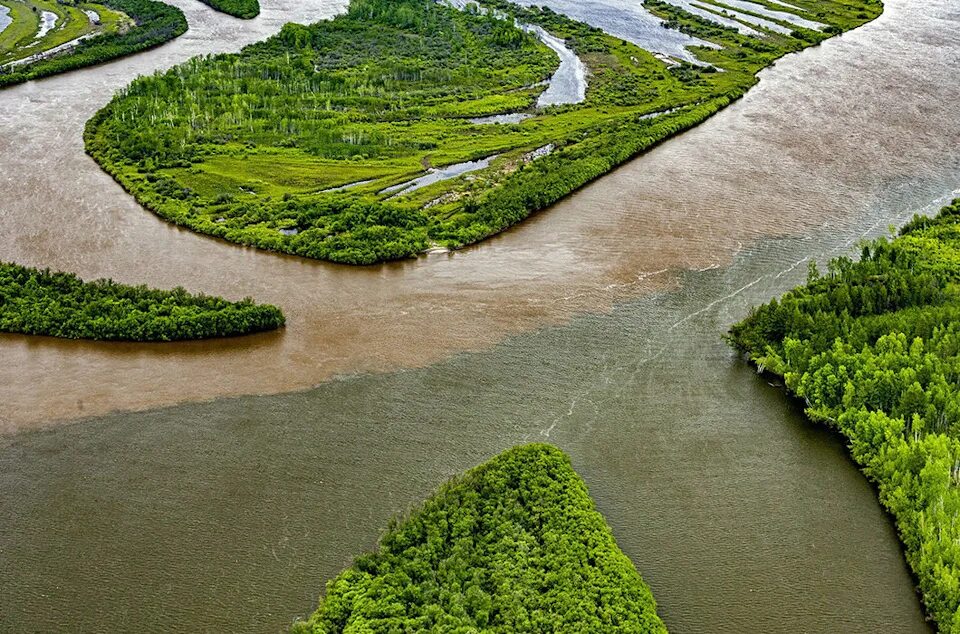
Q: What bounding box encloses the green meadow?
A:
[0,0,186,88]
[0,0,130,66]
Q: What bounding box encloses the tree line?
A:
[729,199,960,631]
[0,262,284,341]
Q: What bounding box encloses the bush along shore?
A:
[293,444,667,633]
[729,199,960,631]
[85,0,882,265]
[0,262,284,341]
[0,0,187,89]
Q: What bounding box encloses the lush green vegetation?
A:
[0,0,186,88]
[729,199,960,632]
[85,0,881,264]
[196,0,258,20]
[0,0,45,57]
[294,444,666,633]
[0,0,108,65]
[0,262,284,340]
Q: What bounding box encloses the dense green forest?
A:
[0,0,186,88]
[293,444,666,633]
[196,0,259,19]
[729,199,960,632]
[0,262,284,340]
[85,0,881,264]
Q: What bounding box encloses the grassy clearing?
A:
[0,0,101,65]
[85,0,882,264]
[166,152,414,199]
[0,0,40,55]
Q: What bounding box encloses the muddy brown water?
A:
[0,0,958,433]
[1,0,959,631]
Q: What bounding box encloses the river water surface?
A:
[2,0,960,631]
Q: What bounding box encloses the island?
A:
[293,444,667,633]
[0,262,284,340]
[84,0,882,264]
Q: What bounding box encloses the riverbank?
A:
[0,0,185,89]
[729,198,960,630]
[84,0,881,264]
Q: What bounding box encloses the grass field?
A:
[0,0,130,65]
[0,0,40,57]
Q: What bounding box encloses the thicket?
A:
[0,0,187,88]
[196,0,259,19]
[0,262,284,340]
[729,199,960,632]
[85,0,881,264]
[293,444,667,633]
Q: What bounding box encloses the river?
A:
[1,0,959,631]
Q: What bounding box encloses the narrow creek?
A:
[0,6,11,36]
[526,23,587,106]
[34,10,57,40]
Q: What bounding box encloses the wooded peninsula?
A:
[0,262,284,340]
[293,444,667,633]
[731,199,960,631]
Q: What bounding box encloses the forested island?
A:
[730,199,960,631]
[293,444,666,633]
[85,0,881,264]
[0,0,186,88]
[0,262,284,340]
[196,0,259,19]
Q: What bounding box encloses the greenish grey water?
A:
[4,192,953,633]
[3,0,960,631]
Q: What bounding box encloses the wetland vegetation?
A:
[84,0,881,264]
[293,444,667,633]
[0,262,284,340]
[731,199,960,631]
[0,0,186,88]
